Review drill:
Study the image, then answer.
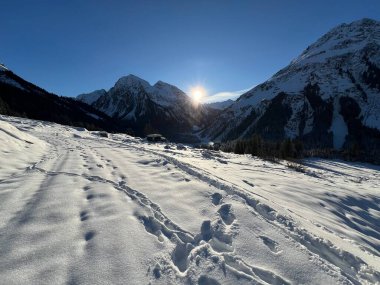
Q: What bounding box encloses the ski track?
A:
[0,116,379,284]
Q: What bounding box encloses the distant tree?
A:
[294,139,304,158]
[234,140,245,154]
[250,134,262,156]
[144,123,157,135]
[280,139,295,159]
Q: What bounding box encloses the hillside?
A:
[0,66,118,132]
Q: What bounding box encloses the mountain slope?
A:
[0,66,118,131]
[206,99,234,110]
[78,75,218,141]
[202,18,380,155]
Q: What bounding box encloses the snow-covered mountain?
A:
[206,99,234,110]
[0,65,117,131]
[77,89,106,105]
[203,18,380,153]
[77,75,217,140]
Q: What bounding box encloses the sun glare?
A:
[190,86,206,104]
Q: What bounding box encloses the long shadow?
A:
[323,194,380,253]
[304,158,380,175]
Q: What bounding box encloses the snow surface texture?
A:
[1,115,379,284]
[203,18,380,144]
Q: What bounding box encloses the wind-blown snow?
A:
[0,115,379,284]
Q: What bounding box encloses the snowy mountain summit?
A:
[203,18,380,155]
[78,75,215,140]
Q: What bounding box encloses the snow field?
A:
[0,115,379,284]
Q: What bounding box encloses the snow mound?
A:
[0,119,45,150]
[0,118,46,178]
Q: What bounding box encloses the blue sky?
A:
[1,0,379,102]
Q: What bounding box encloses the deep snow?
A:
[0,115,379,284]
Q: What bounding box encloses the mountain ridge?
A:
[201,18,380,158]
[0,68,119,132]
[77,74,218,141]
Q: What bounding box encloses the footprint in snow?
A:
[211,193,223,206]
[259,235,281,254]
[218,204,236,225]
[198,275,221,285]
[80,211,89,221]
[84,231,95,241]
[86,194,95,200]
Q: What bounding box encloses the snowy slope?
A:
[77,75,216,139]
[1,114,379,284]
[203,18,380,152]
[206,99,235,110]
[77,89,107,105]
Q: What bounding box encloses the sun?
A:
[190,86,206,104]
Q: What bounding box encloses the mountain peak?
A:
[346,18,379,28]
[114,74,151,90]
[203,18,380,152]
[326,18,380,40]
[154,80,167,86]
[288,18,380,68]
[77,89,106,105]
[152,80,188,103]
[153,80,182,91]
